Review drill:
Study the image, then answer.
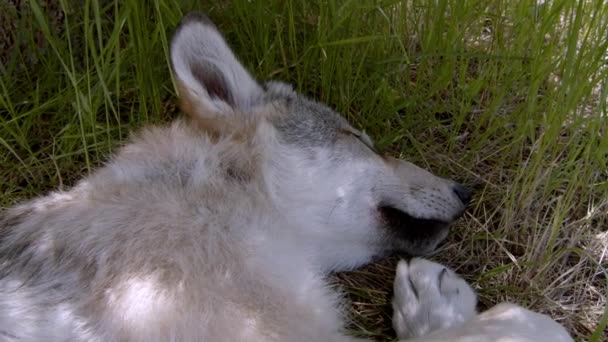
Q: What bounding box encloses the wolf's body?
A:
[0,120,352,341]
[0,12,571,342]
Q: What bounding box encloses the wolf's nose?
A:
[452,184,472,206]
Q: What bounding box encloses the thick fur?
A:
[0,12,468,341]
[0,11,566,342]
[392,259,573,342]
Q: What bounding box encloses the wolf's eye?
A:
[351,131,378,153]
[344,130,378,154]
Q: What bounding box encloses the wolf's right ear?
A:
[170,12,264,116]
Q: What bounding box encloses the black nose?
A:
[452,184,472,206]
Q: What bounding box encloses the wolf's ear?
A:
[170,12,263,115]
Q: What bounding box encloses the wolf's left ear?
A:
[170,12,264,115]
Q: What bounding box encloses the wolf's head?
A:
[169,13,470,270]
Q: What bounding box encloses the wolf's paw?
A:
[391,258,477,339]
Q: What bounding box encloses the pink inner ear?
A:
[190,62,234,106]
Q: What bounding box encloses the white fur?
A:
[392,258,478,338]
[392,259,574,342]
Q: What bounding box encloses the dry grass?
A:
[1,0,607,341]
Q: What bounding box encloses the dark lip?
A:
[379,204,453,240]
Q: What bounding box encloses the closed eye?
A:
[343,129,378,153]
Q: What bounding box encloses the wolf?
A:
[0,11,568,341]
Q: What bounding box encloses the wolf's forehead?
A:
[268,90,351,147]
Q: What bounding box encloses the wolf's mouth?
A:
[378,205,452,241]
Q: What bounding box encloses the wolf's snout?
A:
[452,184,472,206]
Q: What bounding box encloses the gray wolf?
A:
[0,11,566,342]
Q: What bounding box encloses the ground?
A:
[1,1,606,341]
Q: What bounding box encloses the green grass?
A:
[1,0,607,340]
